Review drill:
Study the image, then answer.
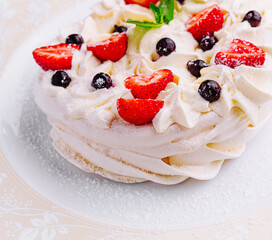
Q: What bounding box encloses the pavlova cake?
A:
[32,0,272,184]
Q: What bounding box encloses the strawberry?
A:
[187,4,224,42]
[125,0,160,8]
[117,98,164,125]
[215,39,265,68]
[87,33,128,62]
[32,43,79,71]
[124,69,173,99]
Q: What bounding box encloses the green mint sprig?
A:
[126,0,175,29]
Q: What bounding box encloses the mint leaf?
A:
[126,0,175,29]
[150,3,162,24]
[126,19,163,29]
[159,0,174,24]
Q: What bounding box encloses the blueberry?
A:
[52,71,71,88]
[199,35,218,51]
[198,80,221,103]
[65,34,84,46]
[92,73,113,89]
[243,10,262,27]
[187,59,208,78]
[156,38,176,57]
[113,25,128,33]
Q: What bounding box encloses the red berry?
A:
[117,98,164,125]
[215,39,265,68]
[187,4,224,42]
[125,0,160,8]
[124,69,174,99]
[32,43,79,71]
[87,33,128,62]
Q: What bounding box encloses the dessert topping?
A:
[117,98,164,125]
[187,4,224,42]
[127,0,174,29]
[198,80,221,103]
[87,33,128,62]
[92,73,113,90]
[113,25,128,33]
[177,0,185,4]
[124,69,174,99]
[199,35,218,52]
[52,71,72,88]
[243,10,262,28]
[156,38,176,57]
[187,60,208,78]
[32,43,79,71]
[215,39,265,68]
[65,34,84,46]
[125,0,159,8]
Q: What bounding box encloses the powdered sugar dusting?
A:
[7,75,272,229]
[1,0,272,231]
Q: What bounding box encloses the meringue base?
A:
[50,122,229,185]
[51,128,145,184]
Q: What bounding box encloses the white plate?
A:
[1,1,272,231]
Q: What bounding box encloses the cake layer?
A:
[35,80,270,184]
[34,0,272,184]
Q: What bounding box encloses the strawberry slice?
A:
[124,69,173,99]
[215,39,265,68]
[87,33,128,62]
[32,43,79,71]
[187,4,224,42]
[117,98,164,125]
[125,0,159,8]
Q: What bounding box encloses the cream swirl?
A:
[35,0,272,184]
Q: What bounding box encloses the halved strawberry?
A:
[215,39,265,68]
[87,33,128,62]
[187,4,224,42]
[125,0,159,8]
[117,98,164,125]
[32,43,79,71]
[124,69,173,99]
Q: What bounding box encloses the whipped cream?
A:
[35,0,272,184]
